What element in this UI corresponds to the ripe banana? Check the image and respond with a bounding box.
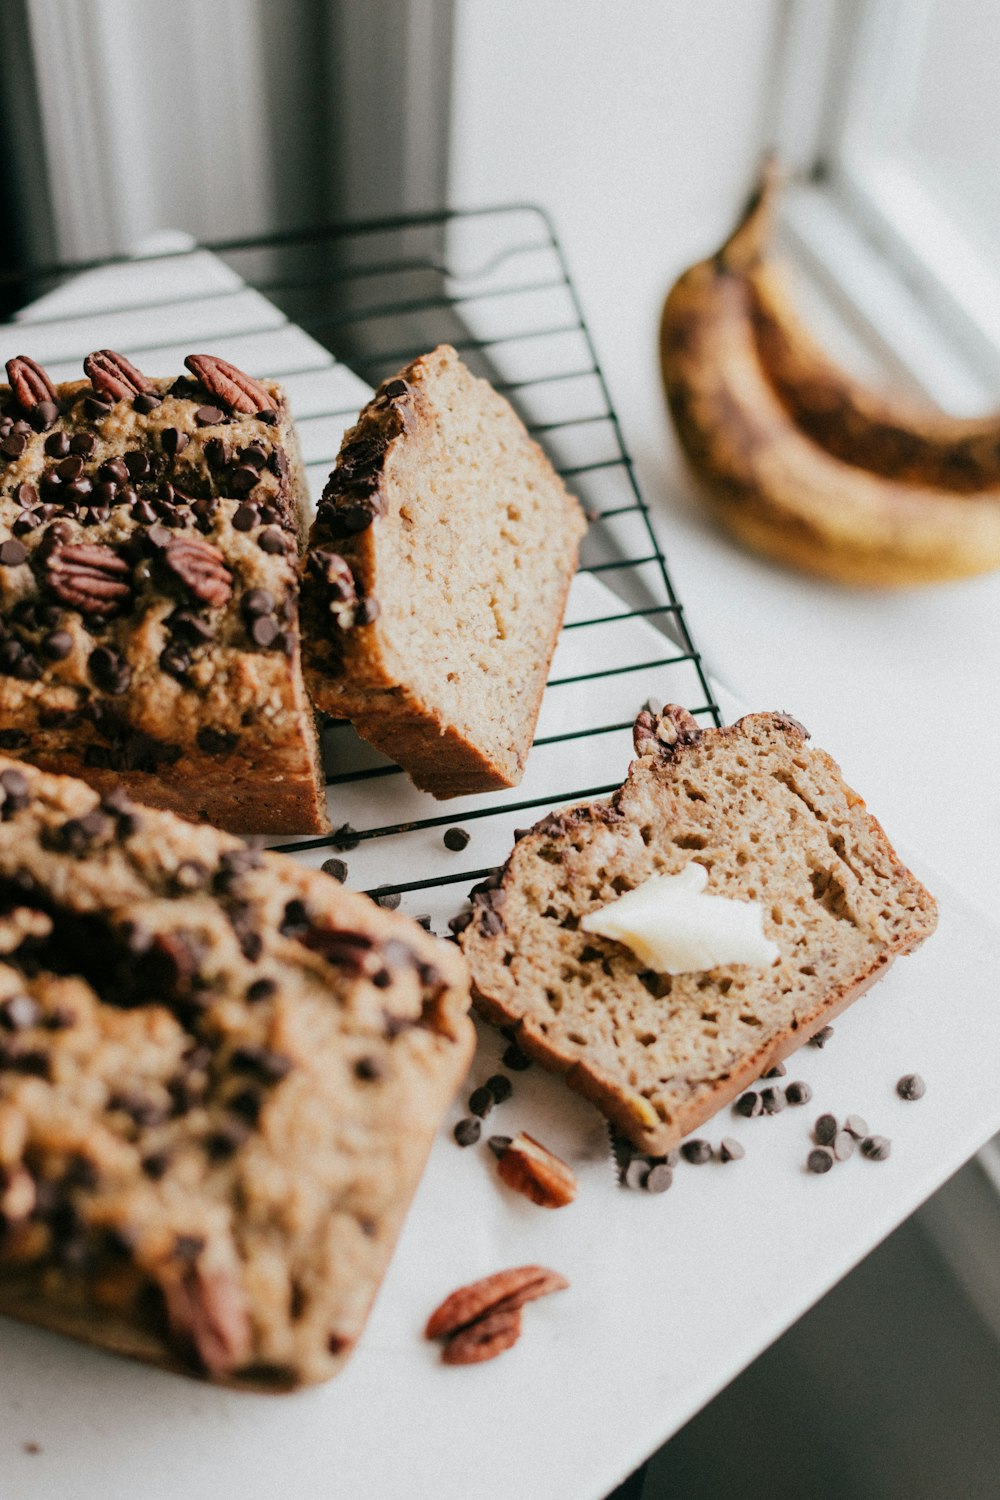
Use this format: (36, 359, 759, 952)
(660, 163, 1000, 586)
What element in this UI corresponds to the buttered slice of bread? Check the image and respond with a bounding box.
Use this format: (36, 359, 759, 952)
(460, 705, 937, 1154)
(301, 345, 587, 798)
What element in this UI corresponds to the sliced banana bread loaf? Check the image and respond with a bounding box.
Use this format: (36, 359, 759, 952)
(0, 351, 326, 833)
(0, 756, 473, 1387)
(461, 705, 936, 1154)
(301, 345, 587, 797)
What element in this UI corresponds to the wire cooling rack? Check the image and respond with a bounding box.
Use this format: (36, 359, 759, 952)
(0, 204, 720, 929)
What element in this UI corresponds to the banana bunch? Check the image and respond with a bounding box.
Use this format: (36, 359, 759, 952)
(660, 164, 1000, 586)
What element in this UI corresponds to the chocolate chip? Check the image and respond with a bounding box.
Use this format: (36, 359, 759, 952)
(719, 1137, 745, 1163)
(832, 1130, 856, 1162)
(485, 1074, 512, 1104)
(897, 1073, 926, 1101)
(230, 465, 259, 495)
(229, 1084, 263, 1121)
(353, 1055, 382, 1083)
(861, 1135, 892, 1161)
(0, 994, 40, 1030)
(454, 1118, 481, 1147)
(44, 431, 70, 459)
(624, 1156, 650, 1190)
(196, 727, 237, 755)
(133, 393, 161, 415)
(124, 450, 150, 480)
(331, 823, 361, 851)
(784, 1081, 812, 1106)
(681, 1139, 712, 1164)
(88, 646, 131, 695)
(810, 1025, 834, 1049)
(644, 1158, 677, 1194)
(232, 1045, 292, 1083)
(258, 527, 287, 554)
(734, 1091, 762, 1118)
(321, 858, 348, 883)
(161, 428, 189, 457)
(501, 1041, 531, 1071)
(246, 618, 280, 654)
(760, 1087, 786, 1114)
(763, 1062, 786, 1079)
(56, 454, 84, 481)
(467, 1086, 493, 1118)
(232, 504, 259, 532)
(141, 1151, 171, 1180)
(844, 1114, 869, 1139)
(443, 827, 471, 852)
(0, 768, 31, 815)
(245, 977, 277, 1003)
(31, 401, 58, 431)
(814, 1113, 838, 1145)
(13, 483, 39, 508)
(487, 1134, 512, 1157)
(71, 431, 96, 457)
(279, 898, 310, 938)
(195, 405, 225, 426)
(0, 540, 27, 566)
(242, 588, 273, 617)
(807, 1147, 834, 1174)
(374, 890, 401, 911)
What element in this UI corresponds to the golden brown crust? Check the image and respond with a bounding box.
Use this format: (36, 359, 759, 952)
(0, 755, 473, 1387)
(0, 364, 326, 833)
(462, 707, 937, 1154)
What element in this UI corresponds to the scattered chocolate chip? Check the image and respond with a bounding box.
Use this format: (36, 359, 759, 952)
(133, 393, 161, 415)
(624, 1156, 650, 1190)
(681, 1139, 712, 1164)
(810, 1026, 834, 1049)
(644, 1162, 674, 1193)
(719, 1137, 745, 1163)
(763, 1062, 786, 1078)
(814, 1113, 838, 1145)
(231, 1045, 292, 1083)
(844, 1114, 868, 1139)
(354, 1056, 382, 1082)
(807, 1147, 834, 1174)
(206, 1120, 251, 1160)
(40, 630, 73, 661)
(784, 1081, 812, 1106)
(321, 858, 348, 882)
(373, 890, 401, 911)
(897, 1073, 926, 1101)
(257, 527, 287, 554)
(760, 1087, 786, 1115)
(331, 823, 361, 851)
(44, 431, 70, 459)
(832, 1130, 856, 1162)
(0, 540, 27, 566)
(501, 1041, 531, 1072)
(142, 1150, 172, 1180)
(196, 727, 237, 756)
(454, 1117, 481, 1148)
(232, 504, 259, 532)
(468, 1086, 494, 1118)
(443, 826, 471, 852)
(734, 1091, 762, 1118)
(861, 1135, 892, 1161)
(487, 1134, 512, 1157)
(88, 646, 131, 695)
(485, 1074, 512, 1105)
(0, 768, 31, 816)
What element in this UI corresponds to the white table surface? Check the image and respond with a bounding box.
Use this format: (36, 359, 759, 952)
(0, 226, 998, 1500)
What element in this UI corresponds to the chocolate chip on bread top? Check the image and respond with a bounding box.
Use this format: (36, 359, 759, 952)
(461, 704, 937, 1156)
(0, 352, 325, 833)
(0, 755, 474, 1387)
(301, 344, 587, 798)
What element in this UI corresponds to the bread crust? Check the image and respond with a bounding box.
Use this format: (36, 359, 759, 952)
(462, 706, 937, 1154)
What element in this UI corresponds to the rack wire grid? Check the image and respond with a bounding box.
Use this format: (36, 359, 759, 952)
(0, 203, 721, 928)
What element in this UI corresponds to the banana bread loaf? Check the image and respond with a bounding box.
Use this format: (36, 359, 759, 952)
(0, 351, 326, 833)
(460, 705, 937, 1154)
(300, 344, 587, 797)
(0, 755, 473, 1387)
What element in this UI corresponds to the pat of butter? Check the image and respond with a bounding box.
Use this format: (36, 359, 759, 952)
(580, 862, 780, 975)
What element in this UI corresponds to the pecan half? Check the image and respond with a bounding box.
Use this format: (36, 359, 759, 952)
(425, 1264, 569, 1341)
(84, 349, 154, 400)
(184, 355, 278, 415)
(45, 543, 133, 618)
(633, 703, 702, 760)
(5, 355, 56, 412)
(441, 1307, 522, 1365)
(161, 1261, 252, 1377)
(164, 536, 233, 608)
(495, 1132, 578, 1208)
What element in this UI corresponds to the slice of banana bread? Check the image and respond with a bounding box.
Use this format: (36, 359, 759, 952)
(0, 756, 473, 1388)
(300, 345, 587, 797)
(0, 351, 326, 833)
(460, 705, 936, 1154)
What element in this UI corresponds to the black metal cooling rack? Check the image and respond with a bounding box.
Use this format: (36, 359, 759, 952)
(1, 203, 721, 914)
